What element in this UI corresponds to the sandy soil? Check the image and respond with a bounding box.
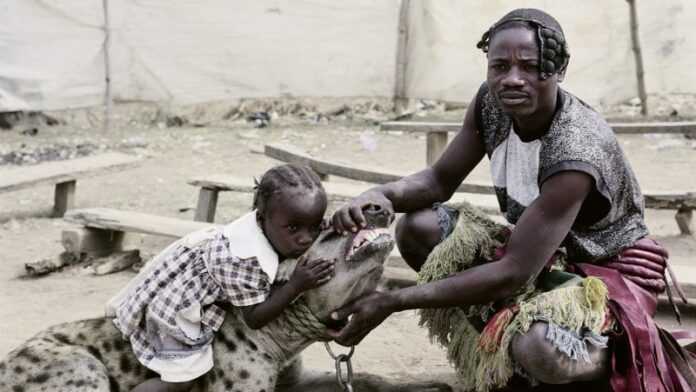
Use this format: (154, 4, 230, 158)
(1, 105, 695, 388)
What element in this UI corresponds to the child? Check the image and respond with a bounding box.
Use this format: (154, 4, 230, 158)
(106, 164, 334, 392)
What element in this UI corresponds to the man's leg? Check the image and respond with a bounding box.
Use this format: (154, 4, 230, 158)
(510, 321, 610, 385)
(395, 208, 443, 272)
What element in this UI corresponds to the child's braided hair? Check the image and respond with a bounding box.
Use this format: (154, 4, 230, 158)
(476, 8, 570, 80)
(252, 163, 325, 218)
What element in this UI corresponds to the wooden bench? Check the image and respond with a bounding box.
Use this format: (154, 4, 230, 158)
(62, 207, 411, 284)
(0, 152, 140, 217)
(262, 143, 695, 235)
(188, 175, 500, 223)
(380, 121, 696, 165)
(61, 209, 696, 301)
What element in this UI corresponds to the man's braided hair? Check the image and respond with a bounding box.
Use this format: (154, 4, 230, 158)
(252, 163, 325, 217)
(476, 8, 570, 80)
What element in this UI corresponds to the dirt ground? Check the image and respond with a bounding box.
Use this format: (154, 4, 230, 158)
(1, 101, 695, 388)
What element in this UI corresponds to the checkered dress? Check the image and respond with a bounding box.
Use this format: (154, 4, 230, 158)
(113, 229, 272, 364)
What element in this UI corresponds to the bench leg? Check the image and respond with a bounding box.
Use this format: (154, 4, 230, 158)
(53, 180, 76, 217)
(676, 208, 693, 236)
(62, 227, 124, 258)
(194, 187, 219, 222)
(426, 132, 448, 166)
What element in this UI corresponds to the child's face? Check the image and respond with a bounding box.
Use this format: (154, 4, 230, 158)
(261, 188, 327, 259)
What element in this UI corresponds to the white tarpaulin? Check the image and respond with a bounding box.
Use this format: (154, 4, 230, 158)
(2, 1, 695, 111)
(1, 0, 400, 111)
(405, 0, 696, 107)
(0, 1, 105, 110)
(107, 1, 400, 104)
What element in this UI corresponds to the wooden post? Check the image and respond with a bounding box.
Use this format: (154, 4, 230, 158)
(675, 208, 693, 236)
(627, 0, 648, 115)
(194, 187, 219, 222)
(393, 0, 411, 115)
(426, 132, 448, 166)
(53, 180, 76, 217)
(102, 0, 112, 131)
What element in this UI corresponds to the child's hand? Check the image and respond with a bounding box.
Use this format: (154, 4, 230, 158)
(290, 256, 335, 292)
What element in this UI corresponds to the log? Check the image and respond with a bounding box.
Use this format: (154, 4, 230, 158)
(92, 250, 141, 275)
(25, 251, 80, 276)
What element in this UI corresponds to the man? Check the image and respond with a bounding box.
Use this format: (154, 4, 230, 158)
(329, 8, 694, 391)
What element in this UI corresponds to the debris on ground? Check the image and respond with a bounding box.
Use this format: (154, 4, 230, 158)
(0, 143, 101, 166)
(246, 111, 271, 128)
(0, 111, 63, 131)
(24, 249, 142, 277)
(25, 251, 81, 276)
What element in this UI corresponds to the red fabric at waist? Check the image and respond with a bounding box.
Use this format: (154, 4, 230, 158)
(573, 263, 692, 392)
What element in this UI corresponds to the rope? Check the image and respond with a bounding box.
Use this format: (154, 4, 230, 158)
(273, 295, 331, 342)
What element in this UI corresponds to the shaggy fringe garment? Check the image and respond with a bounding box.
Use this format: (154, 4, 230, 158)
(417, 202, 609, 392)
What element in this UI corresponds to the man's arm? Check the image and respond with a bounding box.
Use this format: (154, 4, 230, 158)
(329, 170, 594, 345)
(332, 99, 486, 233)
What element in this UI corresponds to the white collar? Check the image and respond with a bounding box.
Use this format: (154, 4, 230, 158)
(222, 210, 279, 282)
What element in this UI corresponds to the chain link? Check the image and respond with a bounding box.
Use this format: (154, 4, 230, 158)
(324, 342, 355, 392)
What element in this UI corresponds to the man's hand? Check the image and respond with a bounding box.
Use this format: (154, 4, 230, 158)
(326, 291, 397, 346)
(604, 237, 669, 294)
(332, 191, 394, 234)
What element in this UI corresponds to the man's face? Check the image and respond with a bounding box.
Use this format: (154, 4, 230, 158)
(261, 189, 326, 259)
(486, 26, 561, 122)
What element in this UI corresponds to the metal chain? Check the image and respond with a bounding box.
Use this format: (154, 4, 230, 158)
(324, 342, 355, 392)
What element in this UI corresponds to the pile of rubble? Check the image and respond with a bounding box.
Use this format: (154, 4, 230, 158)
(3, 93, 696, 133)
(0, 143, 100, 166)
(0, 111, 63, 134)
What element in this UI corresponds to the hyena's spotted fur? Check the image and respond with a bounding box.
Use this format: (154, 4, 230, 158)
(0, 207, 452, 392)
(1, 310, 298, 392)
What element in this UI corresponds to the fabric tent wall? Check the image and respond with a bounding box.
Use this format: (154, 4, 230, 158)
(1, 0, 400, 111)
(404, 0, 696, 108)
(2, 1, 695, 111)
(0, 1, 106, 111)
(108, 1, 400, 105)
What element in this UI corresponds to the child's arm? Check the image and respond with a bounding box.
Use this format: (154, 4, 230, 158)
(241, 256, 335, 329)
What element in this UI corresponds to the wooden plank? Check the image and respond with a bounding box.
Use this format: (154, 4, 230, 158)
(189, 175, 501, 215)
(264, 143, 495, 194)
(264, 144, 696, 209)
(194, 187, 219, 222)
(381, 121, 459, 133)
(64, 208, 215, 238)
(53, 180, 76, 217)
(610, 121, 696, 134)
(380, 120, 696, 135)
(0, 152, 140, 194)
(643, 191, 696, 209)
